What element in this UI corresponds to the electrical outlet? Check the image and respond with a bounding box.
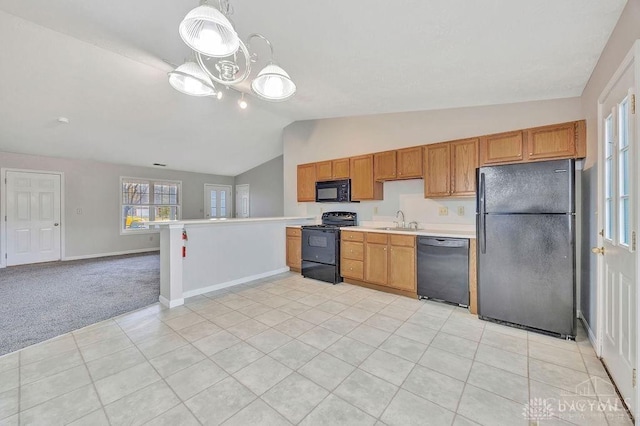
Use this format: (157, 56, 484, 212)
(373, 206, 378, 214)
(439, 207, 448, 216)
(457, 206, 465, 216)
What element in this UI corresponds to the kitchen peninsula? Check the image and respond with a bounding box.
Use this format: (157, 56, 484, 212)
(149, 217, 314, 308)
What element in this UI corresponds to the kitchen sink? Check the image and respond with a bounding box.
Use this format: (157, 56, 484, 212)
(374, 227, 420, 232)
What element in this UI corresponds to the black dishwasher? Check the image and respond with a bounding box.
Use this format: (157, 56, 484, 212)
(417, 237, 469, 306)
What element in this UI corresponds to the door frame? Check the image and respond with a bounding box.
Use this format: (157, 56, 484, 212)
(203, 183, 233, 218)
(595, 39, 640, 412)
(0, 168, 66, 268)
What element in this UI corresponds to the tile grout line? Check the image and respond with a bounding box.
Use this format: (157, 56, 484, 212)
(68, 332, 110, 426)
(111, 313, 204, 425)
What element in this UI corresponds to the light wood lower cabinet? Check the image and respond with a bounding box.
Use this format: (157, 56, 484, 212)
(341, 232, 365, 280)
(286, 227, 301, 272)
(364, 240, 388, 285)
(387, 235, 416, 292)
(342, 231, 417, 298)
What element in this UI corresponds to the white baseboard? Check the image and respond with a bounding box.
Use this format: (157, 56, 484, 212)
(182, 267, 291, 299)
(63, 248, 159, 261)
(579, 311, 599, 356)
(159, 295, 184, 308)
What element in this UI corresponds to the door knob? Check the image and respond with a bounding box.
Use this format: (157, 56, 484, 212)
(591, 247, 605, 255)
(54, 223, 59, 226)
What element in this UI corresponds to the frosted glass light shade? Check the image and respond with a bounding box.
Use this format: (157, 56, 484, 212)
(251, 64, 296, 101)
(168, 61, 217, 97)
(179, 5, 240, 57)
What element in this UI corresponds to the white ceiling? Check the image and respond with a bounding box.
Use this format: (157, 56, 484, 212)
(0, 1, 627, 175)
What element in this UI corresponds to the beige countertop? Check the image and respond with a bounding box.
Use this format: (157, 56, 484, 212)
(341, 226, 476, 239)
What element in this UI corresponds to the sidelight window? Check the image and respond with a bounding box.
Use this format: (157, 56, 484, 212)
(618, 97, 630, 246)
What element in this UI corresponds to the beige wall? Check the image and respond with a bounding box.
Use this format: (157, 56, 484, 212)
(234, 155, 284, 217)
(578, 0, 640, 330)
(283, 97, 583, 223)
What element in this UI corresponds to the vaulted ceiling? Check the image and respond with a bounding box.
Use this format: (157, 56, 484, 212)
(0, 1, 627, 175)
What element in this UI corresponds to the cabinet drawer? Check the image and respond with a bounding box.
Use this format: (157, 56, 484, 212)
(341, 259, 364, 280)
(342, 241, 364, 261)
(366, 232, 389, 244)
(389, 234, 415, 247)
(286, 227, 301, 237)
(342, 231, 364, 242)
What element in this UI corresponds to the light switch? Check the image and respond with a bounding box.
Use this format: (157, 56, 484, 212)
(457, 206, 465, 216)
(373, 206, 378, 214)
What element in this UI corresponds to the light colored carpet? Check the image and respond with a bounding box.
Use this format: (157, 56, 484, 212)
(0, 252, 160, 356)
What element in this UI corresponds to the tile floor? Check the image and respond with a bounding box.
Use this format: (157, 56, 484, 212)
(0, 273, 633, 425)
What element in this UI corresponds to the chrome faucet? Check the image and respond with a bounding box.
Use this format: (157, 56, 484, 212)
(408, 221, 419, 230)
(395, 210, 405, 228)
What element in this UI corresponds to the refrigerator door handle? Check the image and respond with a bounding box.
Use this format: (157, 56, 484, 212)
(479, 173, 487, 254)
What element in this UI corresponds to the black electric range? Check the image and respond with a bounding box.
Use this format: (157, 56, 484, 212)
(301, 212, 357, 284)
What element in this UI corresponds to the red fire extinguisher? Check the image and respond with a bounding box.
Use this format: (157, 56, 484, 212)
(182, 230, 188, 258)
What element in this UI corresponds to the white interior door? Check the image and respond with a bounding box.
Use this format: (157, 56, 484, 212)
(597, 57, 637, 415)
(204, 184, 232, 218)
(6, 171, 62, 266)
(235, 184, 250, 218)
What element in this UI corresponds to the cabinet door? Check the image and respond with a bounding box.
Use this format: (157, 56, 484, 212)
(316, 161, 333, 181)
(397, 147, 423, 179)
(297, 163, 316, 202)
(364, 242, 388, 285)
(286, 236, 301, 270)
(341, 259, 364, 280)
(479, 131, 524, 165)
(451, 138, 478, 196)
(342, 241, 364, 261)
(374, 151, 397, 181)
(424, 143, 451, 198)
(332, 158, 350, 179)
(388, 245, 416, 292)
(526, 122, 576, 161)
(350, 155, 383, 200)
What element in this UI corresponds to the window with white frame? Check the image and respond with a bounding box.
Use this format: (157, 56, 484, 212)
(120, 178, 181, 232)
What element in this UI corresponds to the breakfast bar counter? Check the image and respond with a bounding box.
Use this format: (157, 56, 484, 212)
(148, 217, 314, 308)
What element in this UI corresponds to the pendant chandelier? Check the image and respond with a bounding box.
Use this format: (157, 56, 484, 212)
(168, 0, 296, 106)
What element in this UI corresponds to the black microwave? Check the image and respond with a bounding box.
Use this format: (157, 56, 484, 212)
(315, 179, 353, 203)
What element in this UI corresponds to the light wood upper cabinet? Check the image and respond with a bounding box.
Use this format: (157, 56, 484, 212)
(350, 155, 383, 200)
(315, 158, 350, 181)
(374, 147, 423, 181)
(479, 131, 524, 165)
(296, 120, 585, 203)
(315, 161, 333, 181)
(374, 151, 397, 181)
(526, 121, 577, 161)
(332, 158, 350, 179)
(296, 163, 316, 202)
(451, 138, 478, 196)
(397, 147, 423, 179)
(424, 143, 451, 197)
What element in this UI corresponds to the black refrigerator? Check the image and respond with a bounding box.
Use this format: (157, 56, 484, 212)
(477, 159, 576, 338)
